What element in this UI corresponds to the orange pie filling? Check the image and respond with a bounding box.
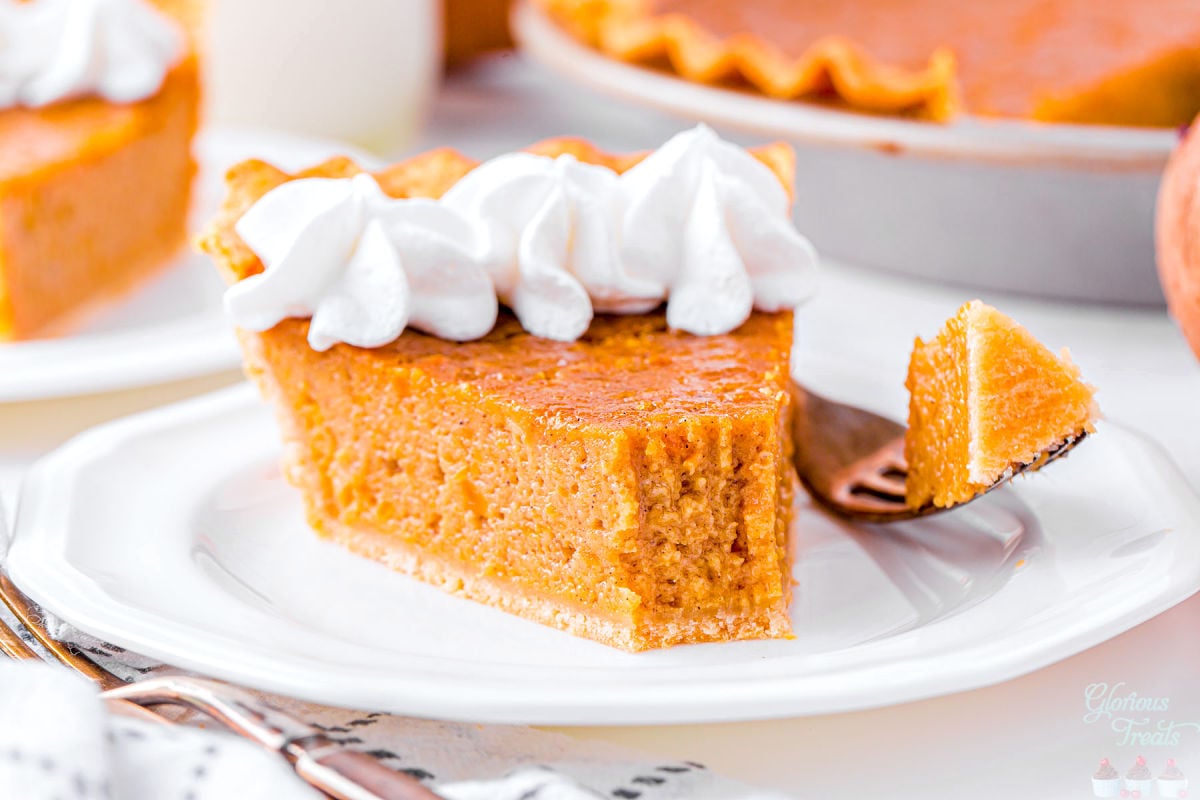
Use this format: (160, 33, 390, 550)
(239, 309, 796, 651)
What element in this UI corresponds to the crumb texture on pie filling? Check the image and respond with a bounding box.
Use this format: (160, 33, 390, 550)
(241, 310, 797, 651)
(200, 135, 806, 650)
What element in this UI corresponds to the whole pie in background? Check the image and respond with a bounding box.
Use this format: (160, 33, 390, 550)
(538, 0, 1200, 125)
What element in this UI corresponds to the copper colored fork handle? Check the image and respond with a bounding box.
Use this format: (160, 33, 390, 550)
(105, 676, 443, 800)
(294, 748, 443, 800)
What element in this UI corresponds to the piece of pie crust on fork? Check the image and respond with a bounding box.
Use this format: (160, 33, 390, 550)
(199, 136, 808, 652)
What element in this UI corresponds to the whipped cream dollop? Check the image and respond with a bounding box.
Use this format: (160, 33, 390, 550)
(226, 125, 819, 346)
(441, 152, 663, 341)
(0, 0, 184, 109)
(620, 125, 818, 335)
(227, 173, 498, 351)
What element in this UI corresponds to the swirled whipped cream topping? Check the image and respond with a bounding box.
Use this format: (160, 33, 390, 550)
(621, 125, 818, 335)
(0, 0, 184, 110)
(227, 174, 498, 350)
(442, 152, 663, 341)
(226, 125, 819, 346)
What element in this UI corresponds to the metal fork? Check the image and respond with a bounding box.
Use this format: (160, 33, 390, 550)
(0, 500, 441, 800)
(790, 383, 1087, 523)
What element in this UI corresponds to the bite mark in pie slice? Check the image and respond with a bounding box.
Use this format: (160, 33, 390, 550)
(904, 300, 1099, 510)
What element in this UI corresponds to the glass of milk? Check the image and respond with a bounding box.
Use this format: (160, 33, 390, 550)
(202, 0, 442, 154)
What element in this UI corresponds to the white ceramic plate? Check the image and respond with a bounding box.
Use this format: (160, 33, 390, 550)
(9, 361, 1200, 725)
(0, 128, 369, 403)
(512, 2, 1174, 305)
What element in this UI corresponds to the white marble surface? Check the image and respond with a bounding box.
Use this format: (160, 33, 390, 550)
(2, 54, 1199, 799)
